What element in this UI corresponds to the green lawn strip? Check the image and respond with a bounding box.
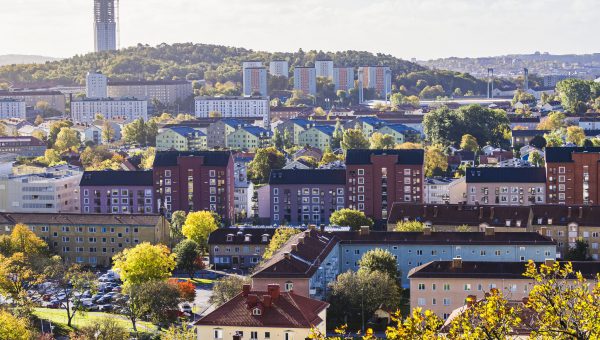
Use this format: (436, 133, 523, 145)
(33, 307, 156, 334)
(172, 277, 214, 285)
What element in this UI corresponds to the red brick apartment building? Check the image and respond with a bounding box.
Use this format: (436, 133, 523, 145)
(546, 147, 600, 205)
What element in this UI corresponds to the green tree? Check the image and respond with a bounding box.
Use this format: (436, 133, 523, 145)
(262, 227, 301, 261)
(556, 79, 594, 113)
(170, 210, 187, 241)
(565, 240, 590, 261)
(247, 147, 286, 183)
(537, 111, 566, 131)
(529, 150, 544, 167)
(71, 318, 129, 340)
(332, 120, 344, 149)
(369, 132, 396, 149)
(544, 129, 564, 147)
(112, 242, 176, 286)
(425, 144, 448, 177)
(54, 127, 80, 152)
(512, 89, 536, 105)
(47, 120, 73, 147)
(272, 128, 284, 150)
(174, 239, 201, 278)
(358, 248, 400, 282)
(101, 121, 116, 143)
(139, 280, 181, 328)
(123, 118, 147, 145)
(419, 85, 445, 99)
(319, 145, 342, 166)
(209, 275, 251, 306)
(529, 135, 547, 149)
(566, 125, 586, 146)
(395, 220, 425, 232)
(330, 209, 373, 231)
(341, 128, 369, 151)
(182, 211, 219, 253)
(460, 134, 479, 152)
(283, 128, 293, 149)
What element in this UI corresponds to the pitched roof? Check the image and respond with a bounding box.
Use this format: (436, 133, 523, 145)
(311, 125, 335, 136)
(381, 124, 418, 134)
(165, 126, 205, 137)
(79, 171, 153, 187)
(195, 289, 328, 328)
(208, 227, 277, 245)
(0, 213, 162, 226)
(218, 118, 246, 128)
(345, 149, 424, 165)
(466, 167, 546, 183)
(531, 205, 600, 226)
(241, 126, 272, 138)
(545, 147, 600, 163)
(333, 230, 553, 245)
(269, 169, 346, 185)
(511, 129, 549, 137)
(152, 150, 232, 167)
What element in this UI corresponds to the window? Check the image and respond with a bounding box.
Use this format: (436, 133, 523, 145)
(358, 169, 364, 175)
(443, 298, 451, 306)
(164, 170, 171, 177)
(265, 332, 271, 339)
(417, 298, 426, 306)
(213, 329, 223, 339)
(285, 332, 294, 340)
(443, 284, 450, 291)
(252, 308, 261, 316)
(285, 282, 293, 292)
(418, 283, 425, 291)
(464, 284, 471, 291)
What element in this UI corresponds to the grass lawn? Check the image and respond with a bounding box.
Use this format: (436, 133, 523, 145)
(33, 308, 156, 335)
(172, 277, 214, 285)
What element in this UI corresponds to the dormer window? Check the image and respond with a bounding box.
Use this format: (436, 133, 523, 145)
(262, 234, 269, 242)
(505, 220, 511, 227)
(548, 218, 553, 225)
(245, 234, 251, 242)
(252, 307, 262, 316)
(226, 234, 233, 242)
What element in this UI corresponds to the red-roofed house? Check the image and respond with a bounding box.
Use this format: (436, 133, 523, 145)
(195, 283, 329, 340)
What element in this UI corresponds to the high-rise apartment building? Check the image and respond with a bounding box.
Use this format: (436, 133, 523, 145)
(545, 147, 600, 205)
(71, 97, 148, 123)
(358, 66, 392, 100)
(242, 67, 268, 96)
(315, 60, 334, 78)
(333, 67, 355, 92)
(0, 99, 26, 120)
(94, 0, 117, 52)
(293, 67, 317, 96)
(269, 60, 289, 78)
(86, 71, 108, 98)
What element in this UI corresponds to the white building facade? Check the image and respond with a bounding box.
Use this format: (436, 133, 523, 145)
(71, 98, 148, 124)
(194, 96, 270, 127)
(315, 60, 334, 78)
(86, 71, 108, 99)
(269, 60, 289, 78)
(424, 177, 467, 204)
(0, 99, 26, 120)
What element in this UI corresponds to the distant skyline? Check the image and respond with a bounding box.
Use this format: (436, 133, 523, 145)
(1, 0, 599, 60)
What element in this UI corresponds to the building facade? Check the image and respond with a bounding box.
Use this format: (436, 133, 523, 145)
(0, 136, 46, 157)
(208, 227, 277, 269)
(243, 67, 268, 96)
(332, 67, 355, 92)
(226, 126, 272, 151)
(152, 151, 234, 222)
(545, 147, 600, 205)
(79, 171, 154, 214)
(107, 80, 193, 105)
(0, 99, 26, 120)
(297, 125, 334, 150)
(86, 71, 108, 98)
(358, 66, 392, 99)
(156, 126, 207, 151)
(206, 119, 246, 149)
(315, 60, 334, 79)
(194, 96, 270, 127)
(424, 177, 467, 204)
(293, 67, 317, 96)
(0, 91, 65, 113)
(269, 60, 289, 78)
(93, 0, 116, 52)
(71, 98, 148, 124)
(466, 167, 546, 206)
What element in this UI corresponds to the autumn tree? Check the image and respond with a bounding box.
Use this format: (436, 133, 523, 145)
(182, 211, 219, 254)
(112, 242, 176, 286)
(395, 220, 425, 232)
(460, 134, 479, 152)
(566, 125, 586, 146)
(54, 127, 81, 152)
(162, 324, 197, 340)
(319, 145, 343, 166)
(369, 132, 396, 149)
(209, 275, 251, 306)
(0, 310, 33, 340)
(34, 115, 44, 126)
(70, 318, 129, 340)
(101, 121, 116, 143)
(247, 147, 286, 183)
(385, 309, 444, 340)
(536, 111, 566, 131)
(330, 209, 374, 231)
(262, 227, 301, 261)
(341, 128, 369, 151)
(425, 144, 448, 177)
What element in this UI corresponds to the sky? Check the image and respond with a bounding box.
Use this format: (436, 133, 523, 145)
(1, 0, 599, 60)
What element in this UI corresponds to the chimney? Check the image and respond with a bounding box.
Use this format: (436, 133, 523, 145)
(242, 284, 251, 297)
(466, 295, 477, 307)
(539, 227, 548, 237)
(451, 257, 462, 269)
(490, 206, 495, 220)
(544, 258, 555, 267)
(298, 236, 305, 244)
(423, 205, 427, 217)
(579, 206, 584, 219)
(267, 284, 280, 300)
(423, 226, 432, 236)
(283, 252, 291, 260)
(433, 206, 438, 218)
(304, 230, 311, 238)
(458, 202, 463, 211)
(359, 226, 370, 236)
(568, 206, 572, 218)
(479, 207, 484, 219)
(485, 226, 495, 236)
(291, 244, 298, 252)
(262, 294, 272, 308)
(308, 224, 316, 230)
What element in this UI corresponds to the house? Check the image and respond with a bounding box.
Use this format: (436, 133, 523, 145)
(79, 170, 154, 214)
(344, 116, 385, 138)
(519, 145, 544, 161)
(424, 177, 466, 204)
(466, 167, 546, 205)
(298, 125, 334, 150)
(292, 146, 323, 161)
(479, 150, 514, 166)
(276, 118, 314, 145)
(207, 119, 247, 149)
(156, 126, 207, 151)
(508, 116, 540, 130)
(447, 150, 475, 171)
(511, 130, 548, 147)
(377, 124, 420, 143)
(227, 126, 273, 151)
(194, 283, 329, 340)
(282, 158, 315, 170)
(207, 227, 277, 270)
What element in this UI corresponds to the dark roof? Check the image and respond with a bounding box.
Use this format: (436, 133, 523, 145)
(0, 90, 63, 96)
(511, 130, 549, 137)
(79, 171, 153, 187)
(269, 169, 346, 185)
(345, 149, 424, 165)
(508, 116, 540, 123)
(545, 147, 600, 163)
(166, 126, 205, 137)
(0, 136, 46, 146)
(408, 261, 600, 279)
(311, 125, 335, 136)
(208, 228, 278, 245)
(466, 167, 546, 183)
(107, 80, 190, 86)
(0, 213, 162, 226)
(387, 203, 531, 228)
(195, 289, 328, 328)
(531, 205, 600, 226)
(333, 231, 553, 245)
(152, 150, 232, 167)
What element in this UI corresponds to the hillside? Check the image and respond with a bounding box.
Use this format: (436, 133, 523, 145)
(0, 54, 61, 66)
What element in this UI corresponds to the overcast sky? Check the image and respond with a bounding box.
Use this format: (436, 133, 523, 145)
(1, 0, 598, 60)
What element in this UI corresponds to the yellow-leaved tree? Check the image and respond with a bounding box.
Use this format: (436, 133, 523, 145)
(0, 310, 33, 340)
(181, 211, 219, 254)
(262, 227, 301, 261)
(385, 309, 444, 340)
(112, 242, 176, 287)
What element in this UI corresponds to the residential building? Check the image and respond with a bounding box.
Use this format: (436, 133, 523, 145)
(234, 156, 254, 220)
(208, 227, 277, 269)
(152, 151, 234, 222)
(293, 67, 317, 96)
(70, 97, 148, 124)
(0, 99, 26, 120)
(578, 117, 600, 130)
(466, 167, 546, 206)
(243, 67, 268, 96)
(206, 119, 247, 149)
(545, 147, 600, 205)
(298, 125, 334, 150)
(156, 126, 207, 151)
(276, 118, 314, 145)
(194, 96, 270, 127)
(0, 118, 31, 136)
(377, 124, 419, 143)
(269, 169, 346, 225)
(543, 74, 569, 87)
(511, 129, 548, 147)
(358, 66, 392, 99)
(344, 117, 385, 138)
(0, 213, 169, 266)
(79, 171, 154, 214)
(0, 136, 46, 157)
(333, 67, 355, 92)
(0, 165, 82, 213)
(86, 71, 108, 98)
(345, 149, 425, 224)
(508, 116, 540, 130)
(408, 259, 596, 319)
(269, 60, 289, 78)
(227, 126, 272, 151)
(0, 90, 65, 113)
(93, 0, 116, 52)
(194, 283, 328, 340)
(107, 80, 193, 105)
(270, 106, 313, 121)
(424, 177, 467, 204)
(315, 60, 334, 79)
(251, 228, 556, 298)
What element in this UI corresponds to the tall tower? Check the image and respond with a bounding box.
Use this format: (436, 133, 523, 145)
(94, 0, 117, 52)
(523, 68, 529, 91)
(487, 68, 494, 99)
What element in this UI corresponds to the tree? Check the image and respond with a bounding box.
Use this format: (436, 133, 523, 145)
(385, 309, 444, 340)
(566, 125, 586, 146)
(341, 128, 369, 151)
(512, 89, 536, 105)
(544, 130, 564, 147)
(296, 155, 319, 168)
(556, 79, 594, 113)
(4, 223, 48, 255)
(523, 260, 600, 339)
(0, 310, 33, 340)
(101, 121, 116, 143)
(247, 147, 286, 183)
(425, 144, 448, 177)
(419, 85, 445, 99)
(182, 211, 219, 254)
(369, 132, 396, 149)
(331, 120, 344, 149)
(54, 127, 80, 152)
(529, 150, 544, 167)
(459, 134, 478, 152)
(283, 128, 293, 149)
(448, 288, 522, 339)
(139, 280, 181, 328)
(536, 111, 566, 131)
(0, 253, 45, 312)
(145, 118, 159, 146)
(209, 275, 251, 306)
(529, 135, 547, 149)
(170, 210, 186, 241)
(358, 248, 400, 282)
(319, 145, 342, 166)
(330, 209, 373, 231)
(70, 318, 129, 340)
(174, 239, 201, 278)
(34, 115, 44, 126)
(162, 324, 197, 340)
(45, 258, 98, 327)
(314, 107, 327, 116)
(396, 142, 423, 149)
(565, 239, 590, 261)
(123, 118, 147, 145)
(262, 227, 301, 261)
(171, 279, 197, 302)
(395, 220, 425, 232)
(112, 242, 176, 286)
(272, 128, 284, 150)
(140, 146, 155, 170)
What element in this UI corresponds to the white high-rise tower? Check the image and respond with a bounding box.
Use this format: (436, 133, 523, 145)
(94, 0, 117, 52)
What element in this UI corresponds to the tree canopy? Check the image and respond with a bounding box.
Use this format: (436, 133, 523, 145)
(330, 209, 374, 230)
(112, 242, 176, 286)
